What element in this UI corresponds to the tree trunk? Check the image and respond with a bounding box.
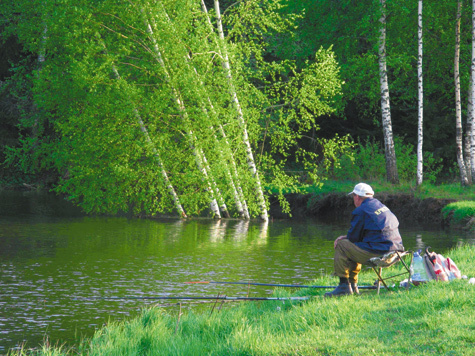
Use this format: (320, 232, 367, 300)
(470, 0, 475, 183)
(416, 0, 424, 186)
(378, 0, 399, 184)
(212, 0, 268, 221)
(108, 63, 187, 218)
(466, 77, 473, 183)
(216, 124, 251, 219)
(454, 0, 469, 186)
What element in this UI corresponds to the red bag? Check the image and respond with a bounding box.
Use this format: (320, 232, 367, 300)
(423, 247, 461, 282)
(444, 257, 462, 280)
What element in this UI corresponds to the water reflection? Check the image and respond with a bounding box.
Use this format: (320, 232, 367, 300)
(0, 192, 473, 353)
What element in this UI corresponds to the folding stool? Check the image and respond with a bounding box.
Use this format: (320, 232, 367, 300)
(367, 250, 413, 294)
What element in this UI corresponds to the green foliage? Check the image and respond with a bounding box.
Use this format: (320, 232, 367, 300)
(274, 0, 473, 171)
(3, 0, 472, 215)
(330, 137, 443, 184)
(1, 0, 343, 218)
(317, 133, 356, 177)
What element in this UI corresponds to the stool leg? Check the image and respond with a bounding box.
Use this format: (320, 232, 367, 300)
(373, 267, 382, 294)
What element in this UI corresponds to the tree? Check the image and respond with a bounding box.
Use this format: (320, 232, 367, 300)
(468, 0, 475, 183)
(108, 59, 187, 218)
(378, 0, 398, 184)
(3, 0, 343, 218)
(454, 0, 469, 186)
(206, 0, 268, 221)
(417, 0, 424, 186)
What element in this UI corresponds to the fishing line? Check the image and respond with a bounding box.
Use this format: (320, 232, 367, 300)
(74, 295, 311, 301)
(185, 281, 377, 289)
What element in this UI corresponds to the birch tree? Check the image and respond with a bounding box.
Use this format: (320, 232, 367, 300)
(454, 0, 469, 186)
(416, 0, 424, 186)
(108, 61, 187, 218)
(378, 0, 399, 184)
(141, 9, 223, 218)
(466, 77, 473, 183)
(158, 3, 249, 218)
(206, 0, 269, 221)
(471, 0, 475, 182)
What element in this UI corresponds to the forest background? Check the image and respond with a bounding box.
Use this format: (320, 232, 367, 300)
(1, 0, 474, 221)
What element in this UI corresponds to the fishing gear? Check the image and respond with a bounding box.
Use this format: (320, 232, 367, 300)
(185, 281, 377, 290)
(75, 295, 311, 301)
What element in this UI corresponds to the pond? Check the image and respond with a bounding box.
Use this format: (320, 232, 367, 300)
(0, 191, 473, 353)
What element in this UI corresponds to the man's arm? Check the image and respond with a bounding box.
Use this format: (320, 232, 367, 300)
(346, 210, 365, 243)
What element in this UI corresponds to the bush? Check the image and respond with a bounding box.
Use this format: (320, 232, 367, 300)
(329, 137, 442, 184)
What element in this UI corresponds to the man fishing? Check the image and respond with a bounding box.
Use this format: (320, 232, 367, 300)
(325, 183, 404, 297)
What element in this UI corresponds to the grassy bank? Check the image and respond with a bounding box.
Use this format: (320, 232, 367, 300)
(303, 181, 475, 201)
(10, 244, 475, 356)
(298, 181, 475, 229)
(442, 202, 475, 230)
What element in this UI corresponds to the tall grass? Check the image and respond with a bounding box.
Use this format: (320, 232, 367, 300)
(10, 244, 475, 356)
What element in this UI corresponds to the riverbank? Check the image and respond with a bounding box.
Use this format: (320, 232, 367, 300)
(9, 244, 475, 356)
(269, 182, 475, 230)
(2, 181, 474, 229)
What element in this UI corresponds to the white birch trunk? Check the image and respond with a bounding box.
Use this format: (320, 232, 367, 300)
(200, 147, 231, 218)
(109, 63, 187, 218)
(378, 0, 399, 184)
(38, 26, 47, 70)
(184, 54, 250, 218)
(466, 77, 473, 183)
(185, 56, 247, 218)
(143, 13, 222, 217)
(212, 0, 268, 221)
(33, 25, 48, 144)
(454, 0, 469, 186)
(416, 0, 424, 186)
(470, 0, 475, 183)
(216, 124, 251, 219)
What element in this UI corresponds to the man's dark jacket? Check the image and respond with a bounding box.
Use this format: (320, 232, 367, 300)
(347, 197, 404, 253)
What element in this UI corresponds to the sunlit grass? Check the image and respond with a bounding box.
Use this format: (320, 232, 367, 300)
(442, 201, 475, 224)
(9, 245, 475, 356)
(304, 180, 475, 201)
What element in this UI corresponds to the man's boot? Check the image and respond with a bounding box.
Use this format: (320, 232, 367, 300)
(324, 283, 353, 298)
(350, 282, 360, 295)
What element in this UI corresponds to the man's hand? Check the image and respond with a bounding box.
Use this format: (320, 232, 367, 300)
(334, 235, 347, 249)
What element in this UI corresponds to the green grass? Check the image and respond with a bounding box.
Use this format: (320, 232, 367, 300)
(301, 181, 475, 228)
(303, 180, 475, 201)
(442, 201, 475, 227)
(10, 244, 475, 356)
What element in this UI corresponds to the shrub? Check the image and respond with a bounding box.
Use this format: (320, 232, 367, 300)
(329, 137, 443, 184)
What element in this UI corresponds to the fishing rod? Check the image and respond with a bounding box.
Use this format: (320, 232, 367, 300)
(185, 281, 377, 290)
(75, 295, 311, 301)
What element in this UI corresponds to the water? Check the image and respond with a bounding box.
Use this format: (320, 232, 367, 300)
(0, 191, 473, 353)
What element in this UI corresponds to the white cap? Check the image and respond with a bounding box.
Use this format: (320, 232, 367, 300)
(348, 183, 374, 197)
